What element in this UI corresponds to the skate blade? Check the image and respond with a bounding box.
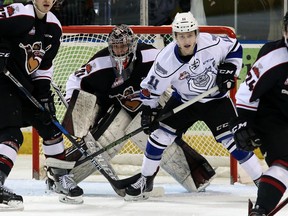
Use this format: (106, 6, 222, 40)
(59, 194, 84, 205)
(0, 201, 24, 211)
(124, 192, 150, 201)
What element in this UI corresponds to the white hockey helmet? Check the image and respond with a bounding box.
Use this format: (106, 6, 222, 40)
(172, 12, 199, 35)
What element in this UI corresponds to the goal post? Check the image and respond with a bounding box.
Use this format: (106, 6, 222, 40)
(32, 25, 238, 183)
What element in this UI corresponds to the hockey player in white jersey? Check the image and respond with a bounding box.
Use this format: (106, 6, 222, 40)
(124, 11, 263, 201)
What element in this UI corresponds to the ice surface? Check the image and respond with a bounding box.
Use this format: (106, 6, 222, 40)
(2, 155, 287, 216)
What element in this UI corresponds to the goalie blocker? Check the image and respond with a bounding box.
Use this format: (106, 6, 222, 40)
(62, 90, 215, 192)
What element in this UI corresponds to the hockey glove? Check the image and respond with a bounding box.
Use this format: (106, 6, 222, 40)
(141, 105, 160, 135)
(36, 95, 57, 125)
(216, 62, 237, 94)
(229, 117, 261, 151)
(0, 48, 10, 73)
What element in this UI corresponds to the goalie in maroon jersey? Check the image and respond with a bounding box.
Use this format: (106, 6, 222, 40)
(0, 0, 84, 209)
(230, 11, 288, 216)
(64, 24, 216, 194)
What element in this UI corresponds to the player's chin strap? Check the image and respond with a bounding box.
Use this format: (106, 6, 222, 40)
(2, 69, 139, 195)
(71, 85, 219, 168)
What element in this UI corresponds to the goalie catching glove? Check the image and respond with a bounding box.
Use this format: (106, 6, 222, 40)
(216, 62, 237, 94)
(229, 117, 261, 151)
(141, 105, 161, 135)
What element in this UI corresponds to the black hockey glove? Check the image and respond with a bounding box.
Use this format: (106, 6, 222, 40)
(36, 95, 57, 125)
(216, 62, 237, 94)
(141, 105, 160, 135)
(229, 117, 261, 151)
(0, 48, 10, 73)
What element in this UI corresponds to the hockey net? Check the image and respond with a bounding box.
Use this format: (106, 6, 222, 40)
(32, 25, 238, 181)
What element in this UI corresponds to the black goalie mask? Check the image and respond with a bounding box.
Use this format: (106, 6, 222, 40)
(108, 25, 137, 78)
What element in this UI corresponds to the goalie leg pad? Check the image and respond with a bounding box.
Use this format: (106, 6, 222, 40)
(62, 89, 99, 138)
(67, 108, 131, 184)
(93, 108, 132, 160)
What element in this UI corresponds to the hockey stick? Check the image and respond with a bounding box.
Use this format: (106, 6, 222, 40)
(51, 81, 68, 108)
(248, 197, 288, 216)
(3, 70, 136, 196)
(268, 197, 288, 216)
(72, 85, 219, 168)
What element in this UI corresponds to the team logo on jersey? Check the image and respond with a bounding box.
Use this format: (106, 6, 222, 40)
(252, 66, 260, 78)
(140, 88, 151, 98)
(19, 41, 51, 75)
(0, 5, 16, 18)
(189, 59, 200, 70)
(110, 86, 142, 112)
(112, 76, 124, 88)
(179, 71, 190, 80)
(86, 63, 92, 73)
(44, 34, 53, 38)
(187, 66, 216, 91)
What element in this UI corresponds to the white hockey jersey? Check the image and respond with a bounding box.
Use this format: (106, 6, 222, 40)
(140, 32, 243, 108)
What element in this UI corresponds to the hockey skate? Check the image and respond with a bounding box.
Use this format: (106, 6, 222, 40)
(124, 168, 159, 201)
(0, 185, 23, 211)
(46, 167, 83, 204)
(249, 206, 266, 216)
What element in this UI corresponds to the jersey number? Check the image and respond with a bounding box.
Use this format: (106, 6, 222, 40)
(147, 75, 159, 90)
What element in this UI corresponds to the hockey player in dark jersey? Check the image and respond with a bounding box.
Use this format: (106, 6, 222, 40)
(0, 0, 83, 209)
(65, 24, 216, 193)
(229, 12, 288, 216)
(124, 11, 264, 201)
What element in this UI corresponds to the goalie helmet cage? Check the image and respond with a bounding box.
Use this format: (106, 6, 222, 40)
(32, 25, 238, 183)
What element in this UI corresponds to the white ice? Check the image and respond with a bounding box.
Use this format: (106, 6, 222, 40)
(2, 155, 288, 216)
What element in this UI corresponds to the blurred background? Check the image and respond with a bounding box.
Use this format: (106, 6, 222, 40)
(1, 0, 286, 41)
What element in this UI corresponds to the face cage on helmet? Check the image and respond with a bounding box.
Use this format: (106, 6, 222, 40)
(108, 33, 137, 75)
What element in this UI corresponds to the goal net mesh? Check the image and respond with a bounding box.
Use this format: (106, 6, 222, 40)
(34, 26, 238, 179)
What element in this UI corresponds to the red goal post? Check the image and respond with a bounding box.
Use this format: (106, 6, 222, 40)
(32, 25, 238, 182)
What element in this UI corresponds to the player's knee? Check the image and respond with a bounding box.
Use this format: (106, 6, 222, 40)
(0, 127, 23, 148)
(150, 128, 177, 147)
(264, 160, 288, 188)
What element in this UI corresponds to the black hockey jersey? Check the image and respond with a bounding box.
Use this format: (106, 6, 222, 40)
(0, 2, 62, 99)
(236, 38, 288, 121)
(66, 43, 160, 117)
